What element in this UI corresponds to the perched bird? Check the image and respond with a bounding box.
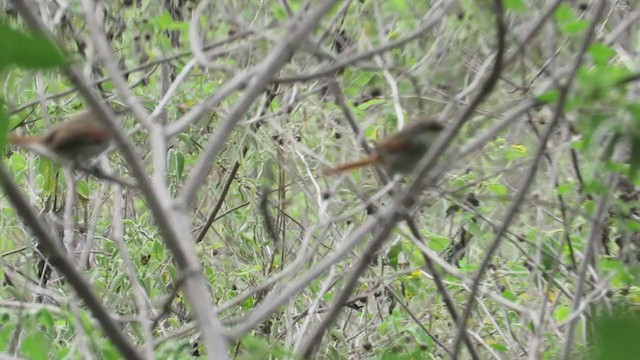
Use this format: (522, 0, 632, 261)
(8, 111, 111, 162)
(324, 119, 444, 175)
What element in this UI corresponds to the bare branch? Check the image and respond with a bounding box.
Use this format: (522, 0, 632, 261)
(0, 165, 142, 360)
(180, 1, 340, 205)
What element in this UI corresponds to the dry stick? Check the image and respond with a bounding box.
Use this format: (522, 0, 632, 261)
(399, 101, 537, 359)
(76, 164, 138, 188)
(296, 4, 488, 359)
(12, 4, 230, 359)
(259, 168, 281, 245)
(526, 117, 577, 268)
(180, 0, 339, 206)
(165, 9, 347, 138)
(0, 165, 142, 360)
(195, 160, 241, 244)
(226, 194, 403, 339)
(503, 0, 564, 68)
(113, 183, 155, 359)
(291, 270, 340, 354)
(405, 220, 480, 359)
(158, 2, 337, 352)
(231, 2, 488, 352)
(523, 115, 582, 355)
(570, 148, 589, 199)
(383, 283, 453, 356)
(9, 28, 255, 115)
(383, 0, 506, 355)
(326, 79, 386, 181)
(324, 64, 477, 356)
(561, 18, 618, 360)
(450, 1, 606, 357)
(438, 189, 579, 303)
(275, 154, 287, 267)
(61, 170, 93, 356)
(195, 85, 281, 245)
(296, 211, 403, 358)
(82, 0, 172, 200)
(80, 0, 150, 128)
(273, 2, 455, 84)
(561, 172, 616, 359)
(151, 269, 197, 331)
(316, 0, 354, 45)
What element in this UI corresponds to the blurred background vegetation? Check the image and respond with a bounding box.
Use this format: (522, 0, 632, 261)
(1, 0, 640, 359)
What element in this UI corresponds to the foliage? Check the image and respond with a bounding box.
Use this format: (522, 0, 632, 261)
(1, 0, 640, 359)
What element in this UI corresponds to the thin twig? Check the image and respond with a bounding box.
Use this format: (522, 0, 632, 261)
(0, 165, 142, 360)
(179, 1, 339, 205)
(195, 160, 241, 244)
(450, 1, 605, 357)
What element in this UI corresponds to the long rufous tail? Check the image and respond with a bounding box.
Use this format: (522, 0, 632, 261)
(8, 134, 42, 146)
(323, 154, 382, 175)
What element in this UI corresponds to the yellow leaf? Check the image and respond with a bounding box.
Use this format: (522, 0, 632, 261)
(510, 144, 527, 153)
(629, 295, 640, 304)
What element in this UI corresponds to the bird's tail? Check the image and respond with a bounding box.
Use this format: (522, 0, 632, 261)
(8, 134, 41, 147)
(323, 154, 382, 175)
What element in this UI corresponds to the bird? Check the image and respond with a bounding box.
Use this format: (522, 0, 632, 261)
(8, 111, 111, 162)
(324, 119, 444, 175)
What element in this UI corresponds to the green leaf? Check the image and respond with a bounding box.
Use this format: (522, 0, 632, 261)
(150, 11, 189, 31)
(428, 234, 450, 252)
(37, 310, 54, 331)
(627, 103, 640, 122)
(0, 22, 66, 71)
(9, 151, 27, 176)
(176, 151, 185, 180)
(153, 240, 164, 260)
(629, 137, 640, 179)
(556, 182, 573, 196)
(488, 183, 509, 198)
(239, 336, 269, 358)
(0, 314, 14, 351)
(584, 178, 607, 195)
(552, 305, 569, 321)
(490, 343, 509, 352)
(76, 180, 90, 200)
(55, 347, 71, 360)
(583, 199, 596, 214)
(589, 43, 616, 66)
(168, 149, 185, 181)
(593, 312, 640, 360)
(37, 159, 58, 196)
(553, 5, 587, 33)
(554, 5, 574, 24)
(387, 0, 410, 15)
(356, 98, 385, 111)
(600, 257, 623, 272)
(536, 90, 559, 104)
(387, 242, 402, 270)
(624, 217, 640, 232)
(563, 20, 588, 34)
(502, 290, 517, 301)
(271, 5, 288, 22)
(0, 100, 7, 151)
(100, 339, 121, 360)
(504, 0, 526, 13)
(505, 145, 528, 160)
(21, 332, 49, 360)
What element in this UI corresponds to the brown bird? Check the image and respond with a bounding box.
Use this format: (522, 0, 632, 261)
(9, 111, 111, 162)
(324, 119, 444, 175)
